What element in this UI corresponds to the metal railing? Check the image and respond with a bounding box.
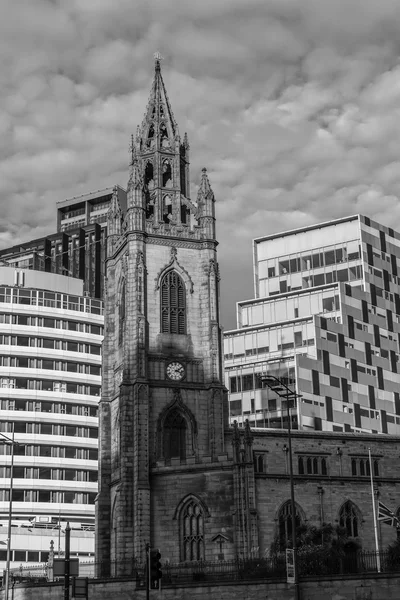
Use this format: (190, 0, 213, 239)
(4, 550, 400, 588)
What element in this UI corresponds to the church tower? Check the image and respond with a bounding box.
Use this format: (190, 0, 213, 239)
(96, 56, 236, 572)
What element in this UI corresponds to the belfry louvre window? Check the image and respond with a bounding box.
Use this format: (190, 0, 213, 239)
(161, 271, 186, 334)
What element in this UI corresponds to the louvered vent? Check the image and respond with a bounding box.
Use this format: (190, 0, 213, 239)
(161, 271, 186, 334)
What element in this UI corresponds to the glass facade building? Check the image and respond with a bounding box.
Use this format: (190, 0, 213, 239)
(224, 214, 400, 434)
(0, 267, 103, 570)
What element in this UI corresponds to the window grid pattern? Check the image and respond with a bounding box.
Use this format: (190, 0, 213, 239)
(182, 500, 204, 562)
(298, 455, 327, 476)
(161, 272, 186, 334)
(351, 458, 379, 477)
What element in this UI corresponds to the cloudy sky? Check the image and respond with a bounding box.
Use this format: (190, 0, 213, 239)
(2, 0, 400, 329)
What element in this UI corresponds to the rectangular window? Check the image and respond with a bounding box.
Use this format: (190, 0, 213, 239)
(66, 383, 78, 394)
(323, 351, 330, 376)
(43, 338, 55, 349)
(43, 318, 55, 328)
(377, 366, 384, 390)
(242, 374, 254, 391)
(294, 331, 302, 347)
(324, 250, 335, 266)
(312, 370, 320, 396)
(329, 376, 340, 388)
(230, 399, 242, 417)
(27, 551, 40, 562)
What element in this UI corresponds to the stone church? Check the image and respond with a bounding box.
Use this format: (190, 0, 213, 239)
(96, 58, 400, 573)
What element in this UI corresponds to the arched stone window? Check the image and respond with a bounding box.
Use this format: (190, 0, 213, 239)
(162, 160, 172, 188)
(181, 498, 205, 561)
(339, 501, 360, 537)
(160, 271, 186, 334)
(147, 124, 155, 148)
(164, 410, 186, 460)
(180, 202, 189, 225)
(145, 161, 154, 189)
(119, 281, 125, 346)
(277, 501, 302, 550)
(160, 123, 169, 148)
(163, 195, 172, 223)
(111, 497, 118, 575)
(253, 452, 266, 473)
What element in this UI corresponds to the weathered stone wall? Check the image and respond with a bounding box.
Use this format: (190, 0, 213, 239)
(252, 429, 400, 555)
(151, 456, 235, 563)
(3, 574, 400, 600)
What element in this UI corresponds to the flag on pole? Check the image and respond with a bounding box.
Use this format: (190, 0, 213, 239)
(378, 501, 400, 528)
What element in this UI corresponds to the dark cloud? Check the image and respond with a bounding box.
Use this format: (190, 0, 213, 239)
(2, 0, 400, 328)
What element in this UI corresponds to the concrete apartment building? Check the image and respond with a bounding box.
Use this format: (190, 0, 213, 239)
(224, 214, 400, 434)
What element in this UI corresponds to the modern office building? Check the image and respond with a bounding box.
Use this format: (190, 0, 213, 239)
(0, 187, 127, 302)
(0, 266, 103, 572)
(56, 185, 127, 233)
(224, 214, 400, 434)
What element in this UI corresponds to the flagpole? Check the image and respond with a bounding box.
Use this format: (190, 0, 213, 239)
(369, 448, 381, 573)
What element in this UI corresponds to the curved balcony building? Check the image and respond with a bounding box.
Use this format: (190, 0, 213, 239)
(0, 267, 103, 570)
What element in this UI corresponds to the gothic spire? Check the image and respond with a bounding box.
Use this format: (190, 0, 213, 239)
(127, 134, 142, 191)
(197, 168, 214, 202)
(137, 53, 179, 151)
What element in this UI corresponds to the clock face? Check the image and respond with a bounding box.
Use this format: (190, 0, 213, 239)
(166, 361, 185, 381)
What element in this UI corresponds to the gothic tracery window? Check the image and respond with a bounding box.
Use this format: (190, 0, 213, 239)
(181, 499, 204, 561)
(162, 160, 172, 188)
(161, 271, 186, 334)
(278, 501, 301, 550)
(160, 123, 169, 148)
(147, 124, 155, 148)
(164, 410, 186, 460)
(180, 202, 189, 225)
(145, 161, 154, 189)
(163, 195, 172, 223)
(339, 501, 359, 538)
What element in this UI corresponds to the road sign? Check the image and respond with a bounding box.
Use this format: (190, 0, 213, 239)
(53, 558, 79, 577)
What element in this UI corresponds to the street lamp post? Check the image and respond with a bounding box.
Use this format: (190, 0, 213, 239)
(260, 375, 301, 600)
(1, 424, 16, 600)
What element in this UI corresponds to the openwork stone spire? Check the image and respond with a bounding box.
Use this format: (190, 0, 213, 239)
(137, 53, 179, 149)
(197, 168, 214, 201)
(129, 55, 192, 229)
